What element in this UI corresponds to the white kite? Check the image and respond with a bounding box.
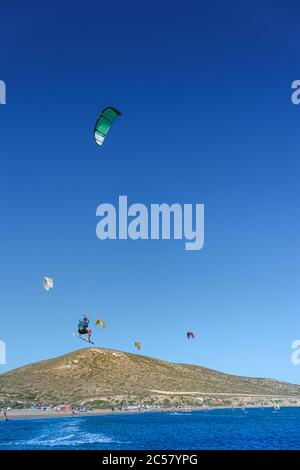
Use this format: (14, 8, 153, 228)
(43, 276, 54, 291)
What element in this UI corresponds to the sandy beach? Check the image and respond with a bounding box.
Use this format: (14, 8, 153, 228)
(0, 408, 118, 421)
(0, 408, 174, 421)
(1, 403, 299, 421)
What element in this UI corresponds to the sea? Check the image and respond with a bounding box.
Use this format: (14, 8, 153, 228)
(1, 407, 300, 450)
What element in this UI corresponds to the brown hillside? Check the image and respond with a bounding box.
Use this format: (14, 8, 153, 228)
(1, 348, 300, 407)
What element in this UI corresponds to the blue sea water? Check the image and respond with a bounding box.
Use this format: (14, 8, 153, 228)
(1, 408, 300, 450)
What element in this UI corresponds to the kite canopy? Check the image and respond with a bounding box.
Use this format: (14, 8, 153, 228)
(43, 276, 54, 291)
(187, 331, 195, 339)
(95, 319, 105, 329)
(94, 106, 121, 146)
(134, 341, 141, 350)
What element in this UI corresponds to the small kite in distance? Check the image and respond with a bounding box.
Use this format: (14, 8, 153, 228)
(43, 276, 54, 292)
(95, 319, 105, 329)
(187, 331, 195, 340)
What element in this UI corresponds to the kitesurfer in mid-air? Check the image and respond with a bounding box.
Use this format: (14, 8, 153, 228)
(78, 314, 92, 342)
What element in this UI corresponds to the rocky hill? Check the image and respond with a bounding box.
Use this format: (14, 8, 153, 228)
(1, 348, 300, 408)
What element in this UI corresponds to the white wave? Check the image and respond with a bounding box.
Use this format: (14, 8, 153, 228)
(0, 431, 119, 448)
(14, 431, 120, 448)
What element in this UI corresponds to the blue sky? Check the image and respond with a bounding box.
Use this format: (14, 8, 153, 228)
(1, 0, 300, 384)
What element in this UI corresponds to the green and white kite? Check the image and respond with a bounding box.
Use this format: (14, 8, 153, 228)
(94, 106, 121, 146)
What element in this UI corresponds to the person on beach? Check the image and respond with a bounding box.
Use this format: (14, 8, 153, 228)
(3, 411, 8, 421)
(78, 314, 92, 342)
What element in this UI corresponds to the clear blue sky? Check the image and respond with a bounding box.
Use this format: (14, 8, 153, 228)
(1, 0, 300, 384)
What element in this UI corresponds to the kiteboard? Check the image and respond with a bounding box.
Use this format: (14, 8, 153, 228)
(73, 333, 94, 345)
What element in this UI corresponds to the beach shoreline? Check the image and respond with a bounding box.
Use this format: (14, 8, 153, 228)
(0, 404, 297, 421)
